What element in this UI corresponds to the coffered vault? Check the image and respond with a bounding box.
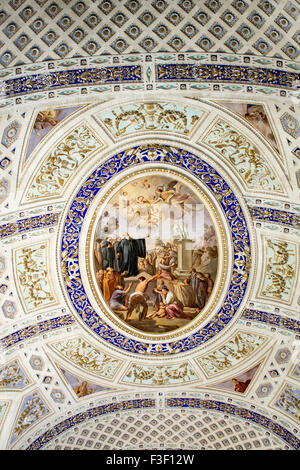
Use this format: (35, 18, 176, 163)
(0, 0, 299, 451)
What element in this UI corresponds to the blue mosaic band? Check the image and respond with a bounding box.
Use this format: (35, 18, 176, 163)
(242, 309, 300, 333)
(26, 398, 156, 450)
(166, 397, 300, 449)
(156, 64, 299, 88)
(0, 62, 298, 102)
(61, 144, 251, 355)
(2, 66, 142, 98)
(0, 314, 75, 350)
(249, 206, 300, 229)
(0, 212, 61, 239)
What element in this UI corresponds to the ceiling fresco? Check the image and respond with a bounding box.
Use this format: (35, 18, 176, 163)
(0, 0, 300, 453)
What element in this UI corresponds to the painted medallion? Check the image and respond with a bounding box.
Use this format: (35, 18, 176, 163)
(93, 174, 218, 334)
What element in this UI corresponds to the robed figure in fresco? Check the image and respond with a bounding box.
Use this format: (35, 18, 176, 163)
(117, 233, 146, 277)
(188, 269, 208, 311)
(100, 237, 115, 270)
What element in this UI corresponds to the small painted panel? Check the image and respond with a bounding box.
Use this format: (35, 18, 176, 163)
(212, 363, 260, 393)
(15, 242, 56, 311)
(260, 239, 297, 302)
(197, 332, 267, 376)
(59, 368, 111, 398)
(202, 119, 282, 192)
(0, 360, 31, 389)
(98, 102, 204, 137)
(24, 106, 83, 163)
(10, 391, 49, 445)
(218, 102, 279, 152)
(121, 362, 198, 385)
(274, 383, 300, 423)
(50, 337, 121, 379)
(26, 123, 103, 199)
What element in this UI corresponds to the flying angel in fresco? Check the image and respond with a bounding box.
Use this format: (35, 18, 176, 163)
(153, 180, 192, 211)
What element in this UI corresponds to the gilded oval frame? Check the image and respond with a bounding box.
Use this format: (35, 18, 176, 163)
(60, 144, 251, 355)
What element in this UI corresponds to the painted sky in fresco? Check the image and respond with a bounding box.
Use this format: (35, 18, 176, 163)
(95, 175, 216, 250)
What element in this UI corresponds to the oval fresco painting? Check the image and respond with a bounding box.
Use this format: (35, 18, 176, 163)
(93, 175, 218, 334)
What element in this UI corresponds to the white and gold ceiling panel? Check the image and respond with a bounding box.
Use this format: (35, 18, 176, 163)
(0, 0, 300, 453)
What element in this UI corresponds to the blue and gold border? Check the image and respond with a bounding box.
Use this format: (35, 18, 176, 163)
(2, 308, 299, 352)
(156, 64, 298, 88)
(2, 66, 142, 98)
(0, 207, 298, 241)
(0, 314, 75, 350)
(242, 308, 300, 333)
(249, 206, 300, 229)
(61, 144, 251, 355)
(0, 212, 60, 239)
(0, 53, 299, 108)
(2, 63, 297, 100)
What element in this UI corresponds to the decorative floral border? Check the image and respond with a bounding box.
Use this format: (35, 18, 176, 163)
(60, 144, 251, 355)
(0, 53, 299, 109)
(2, 65, 143, 98)
(0, 212, 60, 239)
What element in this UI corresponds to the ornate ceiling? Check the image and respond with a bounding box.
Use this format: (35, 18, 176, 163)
(0, 0, 300, 452)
